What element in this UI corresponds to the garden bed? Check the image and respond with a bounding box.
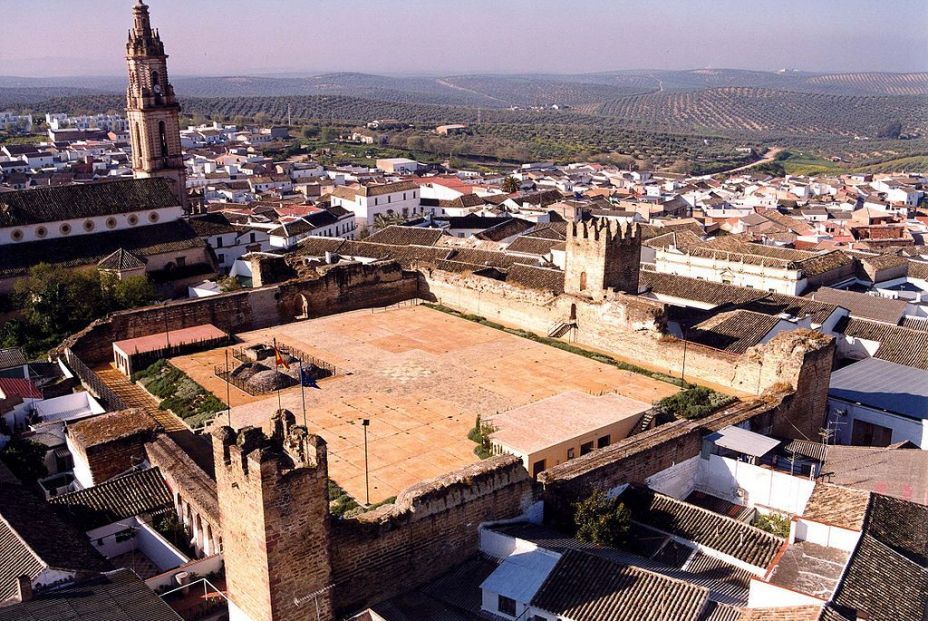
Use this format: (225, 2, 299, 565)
(132, 359, 226, 429)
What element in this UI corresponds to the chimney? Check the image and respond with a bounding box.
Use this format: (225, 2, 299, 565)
(14, 575, 32, 603)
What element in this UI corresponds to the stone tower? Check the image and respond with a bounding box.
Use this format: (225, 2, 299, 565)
(564, 219, 641, 301)
(126, 0, 187, 208)
(214, 411, 334, 621)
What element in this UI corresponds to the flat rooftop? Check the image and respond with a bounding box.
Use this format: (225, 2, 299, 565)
(114, 324, 226, 356)
(488, 391, 650, 455)
(171, 305, 679, 503)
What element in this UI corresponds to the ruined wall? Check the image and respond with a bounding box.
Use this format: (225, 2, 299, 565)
(421, 270, 834, 409)
(538, 397, 787, 527)
(329, 455, 534, 614)
(60, 261, 419, 365)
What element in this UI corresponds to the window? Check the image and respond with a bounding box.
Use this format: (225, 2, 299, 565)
(579, 271, 587, 291)
(106, 217, 118, 229)
(217, 254, 224, 264)
(250, 232, 256, 243)
(597, 435, 610, 449)
(83, 219, 95, 232)
(497, 595, 516, 617)
(403, 192, 407, 200)
(216, 236, 223, 248)
(580, 441, 594, 456)
(375, 198, 379, 206)
(567, 448, 576, 460)
(158, 121, 168, 157)
(176, 256, 186, 267)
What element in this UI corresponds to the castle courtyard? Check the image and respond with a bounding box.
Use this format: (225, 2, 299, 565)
(170, 304, 679, 503)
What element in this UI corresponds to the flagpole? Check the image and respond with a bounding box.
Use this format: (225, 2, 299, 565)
(274, 338, 282, 413)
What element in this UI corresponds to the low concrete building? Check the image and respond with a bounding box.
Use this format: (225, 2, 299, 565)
(112, 323, 227, 376)
(488, 391, 651, 478)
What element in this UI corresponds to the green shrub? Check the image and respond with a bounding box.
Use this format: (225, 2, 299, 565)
(132, 360, 226, 428)
(656, 386, 734, 421)
(753, 511, 791, 538)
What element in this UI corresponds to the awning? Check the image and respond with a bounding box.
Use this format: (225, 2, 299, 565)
(705, 425, 780, 458)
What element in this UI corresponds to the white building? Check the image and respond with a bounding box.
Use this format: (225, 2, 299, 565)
(0, 112, 33, 132)
(827, 357, 928, 449)
(330, 181, 422, 232)
(376, 158, 419, 174)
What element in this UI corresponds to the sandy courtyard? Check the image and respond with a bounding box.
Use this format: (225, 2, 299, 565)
(171, 305, 679, 503)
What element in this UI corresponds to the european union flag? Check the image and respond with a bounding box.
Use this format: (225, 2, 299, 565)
(300, 365, 320, 389)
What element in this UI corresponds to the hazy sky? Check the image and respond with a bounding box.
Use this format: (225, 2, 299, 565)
(2, 0, 927, 77)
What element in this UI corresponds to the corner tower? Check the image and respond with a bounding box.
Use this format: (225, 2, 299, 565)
(126, 0, 187, 208)
(214, 411, 334, 621)
(564, 219, 641, 300)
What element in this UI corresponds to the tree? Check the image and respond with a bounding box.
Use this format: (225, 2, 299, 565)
(14, 264, 106, 337)
(502, 175, 520, 193)
(0, 438, 48, 484)
(218, 276, 242, 293)
(573, 489, 631, 548)
(253, 111, 270, 126)
(877, 120, 903, 139)
(302, 126, 319, 139)
(373, 212, 408, 230)
(320, 127, 339, 143)
(110, 275, 157, 310)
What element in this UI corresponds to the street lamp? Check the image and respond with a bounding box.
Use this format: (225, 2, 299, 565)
(362, 419, 370, 506)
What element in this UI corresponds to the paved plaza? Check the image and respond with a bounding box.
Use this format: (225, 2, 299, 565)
(171, 305, 679, 503)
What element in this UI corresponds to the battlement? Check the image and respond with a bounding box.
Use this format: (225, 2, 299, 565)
(213, 409, 326, 480)
(567, 219, 639, 244)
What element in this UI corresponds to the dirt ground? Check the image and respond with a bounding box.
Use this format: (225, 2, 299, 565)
(171, 305, 679, 503)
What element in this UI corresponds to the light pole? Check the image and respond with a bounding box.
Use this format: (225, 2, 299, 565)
(362, 419, 370, 506)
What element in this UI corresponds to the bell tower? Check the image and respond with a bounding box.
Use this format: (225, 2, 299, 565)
(126, 0, 187, 208)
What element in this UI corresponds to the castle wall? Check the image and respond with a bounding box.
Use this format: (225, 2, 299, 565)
(60, 261, 419, 365)
(538, 396, 789, 527)
(329, 455, 533, 614)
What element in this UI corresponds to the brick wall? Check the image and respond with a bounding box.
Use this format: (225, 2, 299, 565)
(329, 455, 533, 614)
(72, 434, 153, 486)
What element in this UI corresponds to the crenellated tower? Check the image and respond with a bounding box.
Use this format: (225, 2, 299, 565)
(214, 411, 334, 621)
(126, 0, 187, 208)
(564, 219, 641, 300)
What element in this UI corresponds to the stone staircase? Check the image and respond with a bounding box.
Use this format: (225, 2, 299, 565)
(630, 409, 658, 436)
(547, 321, 576, 339)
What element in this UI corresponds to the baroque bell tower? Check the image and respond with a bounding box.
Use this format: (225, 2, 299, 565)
(126, 0, 187, 208)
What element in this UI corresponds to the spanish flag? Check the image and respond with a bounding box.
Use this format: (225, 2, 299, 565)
(274, 348, 285, 368)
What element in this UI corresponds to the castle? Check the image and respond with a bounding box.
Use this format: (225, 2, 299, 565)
(47, 5, 839, 620)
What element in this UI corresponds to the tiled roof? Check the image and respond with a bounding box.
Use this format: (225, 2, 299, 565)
(444, 247, 523, 270)
(145, 435, 219, 524)
(0, 378, 42, 400)
(0, 220, 207, 279)
(641, 271, 839, 326)
(474, 217, 535, 242)
(802, 482, 871, 530)
(0, 178, 178, 227)
(505, 264, 565, 294)
(737, 606, 825, 621)
(0, 484, 110, 603)
(0, 569, 183, 621)
(531, 549, 710, 621)
(836, 317, 928, 369)
(0, 348, 26, 371)
(366, 225, 445, 247)
(620, 487, 784, 568)
(66, 409, 161, 449)
(522, 221, 567, 240)
(811, 287, 907, 324)
(816, 444, 928, 506)
(505, 235, 561, 256)
(97, 248, 146, 271)
(187, 212, 239, 236)
(50, 467, 173, 531)
(688, 310, 782, 354)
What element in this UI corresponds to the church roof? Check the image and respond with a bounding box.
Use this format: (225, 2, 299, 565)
(0, 178, 178, 228)
(97, 248, 146, 271)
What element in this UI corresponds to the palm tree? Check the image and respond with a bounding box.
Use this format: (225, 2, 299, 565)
(502, 175, 520, 193)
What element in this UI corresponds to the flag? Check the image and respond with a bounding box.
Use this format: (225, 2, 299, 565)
(300, 365, 320, 389)
(274, 348, 285, 368)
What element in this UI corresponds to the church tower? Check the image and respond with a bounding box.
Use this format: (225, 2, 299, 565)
(126, 0, 187, 208)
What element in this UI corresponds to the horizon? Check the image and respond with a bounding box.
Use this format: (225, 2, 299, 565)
(2, 0, 926, 78)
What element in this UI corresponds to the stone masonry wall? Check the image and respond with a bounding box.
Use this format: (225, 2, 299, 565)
(60, 261, 419, 365)
(329, 455, 533, 615)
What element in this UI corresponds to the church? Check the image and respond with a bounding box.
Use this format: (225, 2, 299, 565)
(0, 0, 213, 296)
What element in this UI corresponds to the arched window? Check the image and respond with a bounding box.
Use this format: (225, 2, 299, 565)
(158, 121, 168, 157)
(570, 303, 577, 321)
(151, 70, 160, 89)
(579, 271, 588, 291)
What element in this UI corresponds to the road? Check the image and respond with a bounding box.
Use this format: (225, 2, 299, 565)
(715, 147, 784, 175)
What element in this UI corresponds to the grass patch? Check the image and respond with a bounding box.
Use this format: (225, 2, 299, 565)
(753, 511, 791, 538)
(422, 302, 686, 388)
(132, 359, 226, 429)
(327, 480, 397, 518)
(468, 414, 496, 459)
(655, 386, 736, 422)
